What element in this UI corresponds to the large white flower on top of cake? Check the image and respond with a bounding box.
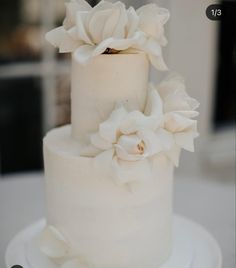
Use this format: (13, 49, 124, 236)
(45, 0, 170, 70)
(81, 89, 173, 185)
(46, 0, 144, 63)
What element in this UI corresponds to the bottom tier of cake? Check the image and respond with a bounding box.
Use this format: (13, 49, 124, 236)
(42, 125, 174, 268)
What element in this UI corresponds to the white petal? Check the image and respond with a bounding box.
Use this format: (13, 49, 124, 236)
(148, 53, 168, 71)
(165, 145, 181, 167)
(102, 8, 122, 40)
(144, 37, 162, 56)
(93, 32, 144, 54)
(90, 132, 113, 150)
(46, 27, 80, 53)
(115, 144, 144, 161)
(137, 4, 169, 41)
(94, 149, 115, 170)
(145, 86, 163, 118)
(164, 113, 195, 133)
(63, 0, 92, 30)
(39, 225, 69, 258)
(126, 7, 140, 38)
(112, 2, 128, 38)
(73, 45, 96, 63)
(155, 128, 174, 150)
(117, 134, 143, 155)
(112, 157, 151, 184)
(137, 129, 163, 156)
(174, 110, 199, 118)
(76, 11, 93, 44)
(99, 106, 128, 143)
(80, 144, 102, 157)
(188, 97, 200, 110)
(119, 111, 159, 134)
(174, 131, 196, 152)
(89, 9, 114, 44)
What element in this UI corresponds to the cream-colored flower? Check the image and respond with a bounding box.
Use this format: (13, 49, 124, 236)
(46, 1, 170, 70)
(81, 89, 173, 184)
(46, 0, 144, 63)
(136, 4, 170, 70)
(39, 225, 69, 258)
(152, 75, 199, 165)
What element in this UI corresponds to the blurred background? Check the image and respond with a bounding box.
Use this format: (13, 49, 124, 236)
(0, 0, 235, 176)
(0, 0, 235, 267)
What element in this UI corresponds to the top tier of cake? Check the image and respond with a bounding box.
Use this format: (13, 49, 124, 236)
(71, 52, 149, 144)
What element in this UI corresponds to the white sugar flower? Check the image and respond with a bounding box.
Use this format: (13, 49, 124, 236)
(39, 225, 88, 268)
(152, 75, 199, 165)
(45, 0, 170, 70)
(39, 225, 70, 258)
(46, 0, 144, 63)
(81, 89, 173, 184)
(136, 4, 170, 70)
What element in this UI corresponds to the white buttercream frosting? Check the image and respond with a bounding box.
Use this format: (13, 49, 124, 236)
(45, 0, 169, 70)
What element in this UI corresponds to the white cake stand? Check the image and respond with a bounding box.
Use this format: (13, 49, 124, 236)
(5, 215, 222, 268)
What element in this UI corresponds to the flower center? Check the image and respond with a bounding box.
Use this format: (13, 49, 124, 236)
(103, 48, 121, 54)
(137, 141, 145, 154)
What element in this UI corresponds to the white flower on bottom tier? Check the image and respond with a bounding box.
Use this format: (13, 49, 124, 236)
(39, 225, 88, 268)
(81, 89, 173, 184)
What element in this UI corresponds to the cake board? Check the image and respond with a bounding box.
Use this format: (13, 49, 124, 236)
(5, 215, 222, 268)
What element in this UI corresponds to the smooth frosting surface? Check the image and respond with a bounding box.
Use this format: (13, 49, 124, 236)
(42, 125, 174, 268)
(71, 52, 149, 144)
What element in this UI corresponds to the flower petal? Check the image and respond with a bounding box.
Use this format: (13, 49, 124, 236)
(148, 53, 168, 71)
(137, 129, 163, 156)
(119, 109, 160, 134)
(89, 9, 114, 44)
(63, 0, 92, 30)
(112, 157, 151, 184)
(174, 110, 199, 118)
(99, 106, 128, 143)
(137, 4, 169, 41)
(39, 225, 69, 258)
(46, 27, 80, 53)
(155, 128, 174, 150)
(76, 11, 93, 44)
(112, 2, 128, 38)
(80, 144, 102, 157)
(164, 112, 196, 133)
(157, 75, 186, 100)
(174, 131, 196, 152)
(165, 145, 181, 167)
(126, 7, 140, 38)
(73, 45, 96, 63)
(90, 132, 113, 150)
(145, 86, 163, 118)
(94, 148, 115, 170)
(115, 144, 144, 161)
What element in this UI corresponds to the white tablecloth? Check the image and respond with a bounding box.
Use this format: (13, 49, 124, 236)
(0, 172, 235, 268)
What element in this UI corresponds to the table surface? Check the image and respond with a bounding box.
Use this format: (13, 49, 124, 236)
(0, 172, 235, 268)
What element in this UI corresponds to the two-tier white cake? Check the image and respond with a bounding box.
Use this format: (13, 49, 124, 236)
(40, 1, 199, 268)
